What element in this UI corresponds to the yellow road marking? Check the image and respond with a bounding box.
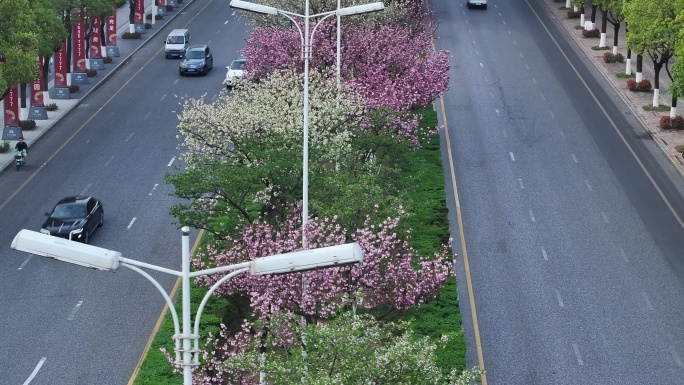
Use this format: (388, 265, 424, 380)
(439, 95, 487, 383)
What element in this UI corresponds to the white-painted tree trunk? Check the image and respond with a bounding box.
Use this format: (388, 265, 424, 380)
(580, 14, 585, 28)
(566, 0, 571, 8)
(653, 88, 659, 108)
(574, 6, 578, 12)
(129, 24, 135, 33)
(625, 58, 632, 75)
(671, 106, 677, 118)
(599, 33, 607, 47)
(612, 46, 618, 55)
(636, 72, 643, 82)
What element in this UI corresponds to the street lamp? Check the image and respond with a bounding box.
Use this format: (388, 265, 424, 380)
(11, 228, 364, 385)
(229, 0, 383, 245)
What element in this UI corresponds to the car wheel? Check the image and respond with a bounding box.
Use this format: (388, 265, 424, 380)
(98, 211, 104, 227)
(483, 4, 487, 9)
(179, 70, 184, 76)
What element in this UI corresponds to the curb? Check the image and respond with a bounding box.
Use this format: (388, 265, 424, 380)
(540, 1, 684, 178)
(0, 1, 193, 173)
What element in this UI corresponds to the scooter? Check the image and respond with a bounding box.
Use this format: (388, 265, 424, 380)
(14, 149, 26, 171)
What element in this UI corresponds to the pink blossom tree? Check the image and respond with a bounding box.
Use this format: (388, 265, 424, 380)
(193, 205, 453, 321)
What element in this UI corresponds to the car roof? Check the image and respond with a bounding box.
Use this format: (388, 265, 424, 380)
(57, 196, 95, 205)
(186, 45, 208, 51)
(232, 58, 246, 63)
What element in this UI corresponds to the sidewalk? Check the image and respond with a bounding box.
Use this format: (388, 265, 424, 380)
(0, 0, 192, 172)
(541, 0, 684, 176)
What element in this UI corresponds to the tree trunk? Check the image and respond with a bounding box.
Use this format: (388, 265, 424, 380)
(636, 54, 643, 82)
(20, 82, 27, 109)
(591, 4, 597, 23)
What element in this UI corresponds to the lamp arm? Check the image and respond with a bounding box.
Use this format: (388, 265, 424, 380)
(119, 257, 182, 277)
(188, 261, 251, 278)
(277, 12, 305, 50)
(310, 13, 337, 47)
(192, 267, 250, 364)
(121, 263, 182, 366)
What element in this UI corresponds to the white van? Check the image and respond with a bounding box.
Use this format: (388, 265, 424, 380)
(165, 29, 190, 58)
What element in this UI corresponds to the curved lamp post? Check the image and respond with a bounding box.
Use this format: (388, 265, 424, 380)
(11, 228, 364, 385)
(229, 0, 384, 246)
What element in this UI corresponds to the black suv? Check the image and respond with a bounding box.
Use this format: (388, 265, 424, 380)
(179, 45, 214, 76)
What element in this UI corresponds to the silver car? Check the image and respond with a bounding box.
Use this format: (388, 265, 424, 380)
(224, 58, 246, 88)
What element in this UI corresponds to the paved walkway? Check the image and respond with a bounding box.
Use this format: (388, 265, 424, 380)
(0, 0, 192, 172)
(541, 0, 684, 176)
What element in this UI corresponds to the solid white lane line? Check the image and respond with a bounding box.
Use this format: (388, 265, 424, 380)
(541, 246, 548, 261)
(529, 210, 536, 222)
(81, 183, 92, 195)
(168, 156, 176, 167)
(572, 343, 584, 365)
(224, 20, 229, 24)
(67, 301, 83, 320)
(23, 357, 46, 385)
(149, 184, 158, 196)
(160, 94, 167, 101)
(525, 64, 530, 70)
(518, 179, 524, 189)
(540, 93, 546, 101)
(571, 153, 578, 163)
(555, 290, 565, 308)
(619, 248, 629, 262)
(519, 51, 523, 58)
(104, 156, 115, 167)
(127, 217, 137, 229)
(125, 133, 134, 142)
(510, 152, 515, 161)
(601, 212, 609, 223)
(642, 292, 654, 310)
(18, 255, 32, 270)
(585, 180, 593, 191)
(549, 111, 555, 118)
(532, 77, 537, 84)
(143, 112, 151, 120)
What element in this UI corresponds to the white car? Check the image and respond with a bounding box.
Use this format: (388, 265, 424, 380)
(224, 58, 246, 88)
(467, 0, 487, 9)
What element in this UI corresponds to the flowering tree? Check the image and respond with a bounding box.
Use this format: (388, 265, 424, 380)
(180, 312, 484, 385)
(166, 69, 418, 236)
(242, 19, 449, 112)
(193, 205, 453, 321)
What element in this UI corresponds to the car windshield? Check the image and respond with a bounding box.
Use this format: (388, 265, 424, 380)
(167, 36, 185, 44)
(230, 60, 245, 70)
(185, 50, 204, 59)
(51, 203, 86, 219)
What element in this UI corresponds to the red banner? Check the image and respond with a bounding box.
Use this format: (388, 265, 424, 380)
(135, 0, 144, 23)
(106, 7, 117, 46)
(73, 22, 87, 71)
(31, 57, 45, 106)
(90, 16, 102, 58)
(55, 40, 68, 87)
(4, 87, 19, 125)
(159, 0, 166, 6)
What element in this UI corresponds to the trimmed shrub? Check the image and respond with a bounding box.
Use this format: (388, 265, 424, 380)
(659, 115, 684, 130)
(19, 120, 36, 130)
(45, 103, 58, 111)
(0, 140, 10, 153)
(568, 10, 581, 18)
(122, 32, 141, 39)
(103, 56, 113, 64)
(146, 13, 163, 19)
(69, 85, 80, 93)
(145, 23, 152, 29)
(603, 52, 624, 63)
(627, 78, 652, 92)
(582, 28, 600, 38)
(165, 4, 173, 11)
(86, 69, 97, 77)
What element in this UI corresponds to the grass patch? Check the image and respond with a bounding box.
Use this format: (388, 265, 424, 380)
(591, 46, 610, 50)
(643, 104, 670, 112)
(676, 145, 684, 154)
(616, 72, 636, 79)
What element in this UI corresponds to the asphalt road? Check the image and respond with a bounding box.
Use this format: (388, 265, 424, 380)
(434, 0, 684, 383)
(0, 1, 249, 383)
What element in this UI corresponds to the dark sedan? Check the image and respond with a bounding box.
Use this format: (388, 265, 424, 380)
(40, 196, 104, 244)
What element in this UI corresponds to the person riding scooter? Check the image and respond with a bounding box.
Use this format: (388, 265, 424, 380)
(14, 137, 28, 163)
